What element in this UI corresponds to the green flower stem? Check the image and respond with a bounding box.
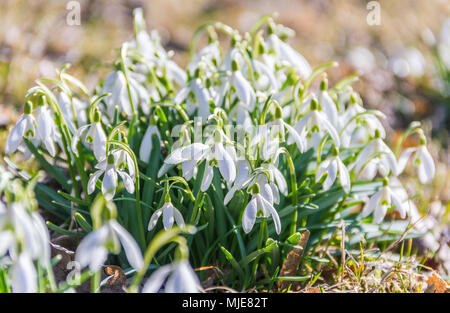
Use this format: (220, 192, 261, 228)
(251, 218, 267, 284)
(280, 149, 299, 235)
(91, 270, 101, 293)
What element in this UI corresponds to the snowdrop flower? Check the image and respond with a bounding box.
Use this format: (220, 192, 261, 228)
(88, 153, 135, 200)
(71, 108, 107, 161)
(230, 59, 256, 110)
(293, 98, 340, 149)
(242, 184, 282, 234)
(352, 130, 397, 177)
(397, 138, 435, 183)
(0, 203, 50, 266)
(139, 125, 161, 162)
(271, 105, 306, 153)
(174, 76, 212, 121)
(268, 33, 312, 79)
(11, 253, 37, 293)
(5, 102, 36, 157)
(148, 201, 185, 231)
(142, 260, 200, 293)
(5, 101, 58, 159)
(361, 178, 405, 223)
(318, 78, 339, 126)
(75, 219, 144, 272)
(316, 147, 351, 193)
(164, 131, 236, 192)
(102, 70, 151, 118)
(56, 92, 88, 133)
(102, 71, 132, 118)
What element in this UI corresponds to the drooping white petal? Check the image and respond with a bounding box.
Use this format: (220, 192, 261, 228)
(11, 254, 37, 293)
(92, 122, 107, 160)
(316, 159, 331, 182)
(142, 264, 173, 293)
(102, 166, 118, 200)
(165, 260, 200, 293)
(285, 122, 306, 153)
(71, 124, 90, 155)
(173, 208, 185, 229)
(117, 170, 135, 194)
(201, 163, 214, 192)
(390, 189, 406, 219)
(319, 91, 338, 126)
(373, 187, 390, 224)
(109, 220, 144, 270)
(232, 71, 255, 109)
(162, 202, 175, 230)
(216, 143, 236, 184)
(337, 159, 351, 193)
(323, 159, 338, 190)
(139, 125, 161, 162)
(417, 146, 435, 184)
(361, 190, 382, 218)
(165, 143, 209, 164)
(5, 115, 27, 154)
(148, 208, 163, 231)
(396, 147, 417, 175)
(75, 225, 109, 271)
(242, 197, 258, 233)
(88, 169, 104, 195)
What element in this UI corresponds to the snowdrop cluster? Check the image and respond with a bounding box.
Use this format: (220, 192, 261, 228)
(0, 167, 50, 293)
(2, 9, 437, 292)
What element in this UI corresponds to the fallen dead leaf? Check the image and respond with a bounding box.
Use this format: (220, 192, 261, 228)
(277, 230, 310, 291)
(102, 265, 127, 293)
(424, 272, 448, 293)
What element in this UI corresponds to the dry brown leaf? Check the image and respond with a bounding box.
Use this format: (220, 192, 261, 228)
(277, 230, 310, 291)
(102, 265, 127, 293)
(424, 272, 448, 293)
(304, 287, 322, 293)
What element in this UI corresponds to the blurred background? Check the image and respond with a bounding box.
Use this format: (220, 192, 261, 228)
(0, 0, 449, 265)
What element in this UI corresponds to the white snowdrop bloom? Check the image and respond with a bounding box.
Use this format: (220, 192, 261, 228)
(0, 203, 51, 266)
(148, 201, 185, 231)
(5, 103, 37, 157)
(268, 34, 312, 79)
(271, 107, 306, 154)
(253, 59, 279, 92)
(318, 78, 339, 126)
(139, 125, 161, 162)
(352, 130, 397, 177)
(102, 71, 133, 119)
(88, 153, 135, 200)
(127, 71, 153, 115)
(224, 160, 252, 205)
(316, 147, 351, 193)
(164, 132, 237, 192)
(102, 70, 152, 118)
(188, 42, 221, 75)
(174, 77, 212, 121)
(338, 95, 386, 148)
(75, 219, 144, 272)
(71, 109, 107, 161)
(142, 260, 200, 293)
(56, 92, 88, 133)
(242, 185, 282, 235)
(397, 142, 435, 183)
(11, 253, 37, 293)
(230, 59, 256, 111)
(293, 98, 341, 149)
(361, 178, 405, 223)
(5, 101, 58, 159)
